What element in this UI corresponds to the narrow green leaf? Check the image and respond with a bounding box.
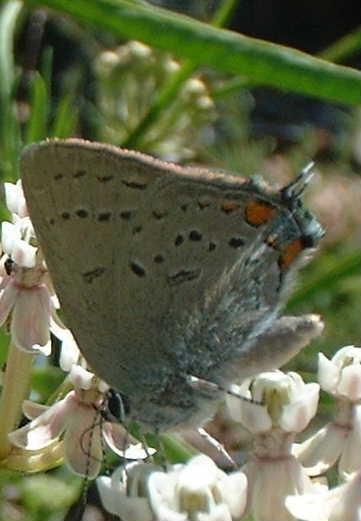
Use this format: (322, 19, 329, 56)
(288, 251, 361, 309)
(211, 0, 238, 28)
(51, 94, 78, 138)
(0, 1, 23, 181)
(0, 0, 23, 101)
(159, 433, 198, 463)
(319, 25, 361, 64)
(26, 0, 361, 105)
(25, 72, 49, 144)
(40, 46, 54, 94)
(123, 0, 238, 148)
(31, 366, 65, 401)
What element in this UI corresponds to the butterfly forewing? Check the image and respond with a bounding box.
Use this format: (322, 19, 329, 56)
(21, 140, 314, 402)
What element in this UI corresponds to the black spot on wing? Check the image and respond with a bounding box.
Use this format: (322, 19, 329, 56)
(83, 267, 106, 283)
(167, 268, 201, 286)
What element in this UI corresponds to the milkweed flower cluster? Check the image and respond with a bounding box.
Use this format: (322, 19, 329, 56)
(95, 40, 215, 161)
(96, 356, 361, 521)
(1, 181, 361, 521)
(294, 345, 361, 477)
(226, 371, 321, 521)
(98, 455, 248, 521)
(0, 181, 67, 354)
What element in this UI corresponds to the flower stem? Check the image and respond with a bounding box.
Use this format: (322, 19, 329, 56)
(0, 341, 34, 460)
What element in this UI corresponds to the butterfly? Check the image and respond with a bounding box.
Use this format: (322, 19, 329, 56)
(21, 139, 324, 430)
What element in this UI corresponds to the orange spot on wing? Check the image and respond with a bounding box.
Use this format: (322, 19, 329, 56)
(245, 200, 277, 226)
(279, 239, 304, 270)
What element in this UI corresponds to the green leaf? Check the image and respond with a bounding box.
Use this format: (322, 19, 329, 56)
(319, 25, 361, 63)
(0, 0, 22, 101)
(159, 433, 198, 463)
(26, 0, 361, 106)
(31, 366, 65, 401)
(288, 250, 361, 309)
(25, 72, 49, 144)
(0, 0, 23, 180)
(51, 93, 78, 138)
(123, 0, 238, 148)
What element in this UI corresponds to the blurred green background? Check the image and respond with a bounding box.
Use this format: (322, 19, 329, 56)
(0, 0, 361, 519)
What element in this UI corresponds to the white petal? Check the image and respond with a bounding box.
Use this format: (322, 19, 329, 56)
(251, 371, 285, 403)
(4, 181, 28, 217)
(0, 281, 18, 326)
(50, 292, 60, 309)
(49, 314, 67, 336)
(333, 345, 361, 366)
(12, 239, 37, 268)
(339, 405, 361, 475)
(70, 365, 96, 390)
(1, 221, 20, 255)
(22, 400, 49, 419)
(286, 472, 361, 521)
(338, 365, 361, 401)
(97, 474, 153, 521)
(11, 286, 51, 353)
(285, 492, 330, 521)
(64, 406, 102, 478)
(280, 383, 319, 432)
(227, 395, 272, 433)
(97, 379, 109, 393)
(59, 339, 80, 371)
(52, 325, 80, 371)
(198, 504, 232, 521)
(97, 474, 125, 515)
(32, 340, 51, 357)
(218, 471, 247, 519)
(148, 471, 187, 521)
(9, 395, 75, 449)
(245, 455, 314, 521)
(329, 471, 361, 521)
(318, 353, 339, 394)
(178, 454, 218, 489)
(103, 422, 154, 460)
(294, 423, 346, 475)
(4, 182, 20, 214)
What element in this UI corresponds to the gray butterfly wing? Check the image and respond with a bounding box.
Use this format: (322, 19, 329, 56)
(21, 139, 320, 414)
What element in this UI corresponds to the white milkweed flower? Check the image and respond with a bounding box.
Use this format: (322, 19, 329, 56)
(98, 455, 247, 521)
(295, 346, 361, 477)
(9, 366, 148, 477)
(227, 370, 320, 521)
(0, 181, 78, 356)
(97, 462, 160, 521)
(0, 218, 54, 354)
(4, 180, 28, 218)
(148, 454, 247, 521)
(286, 470, 361, 521)
(50, 320, 81, 371)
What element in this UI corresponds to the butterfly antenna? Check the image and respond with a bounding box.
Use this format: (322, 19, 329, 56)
(187, 375, 263, 405)
(281, 161, 315, 201)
